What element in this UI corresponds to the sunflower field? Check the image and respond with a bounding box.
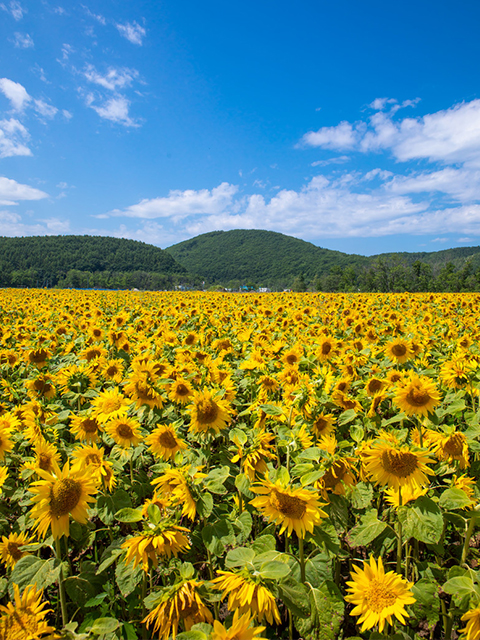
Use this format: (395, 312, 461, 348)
(1, 289, 480, 640)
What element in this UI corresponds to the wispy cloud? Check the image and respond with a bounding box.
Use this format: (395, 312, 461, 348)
(0, 1, 25, 20)
(82, 5, 106, 25)
(0, 176, 48, 205)
(13, 32, 33, 48)
(0, 118, 31, 157)
(85, 95, 139, 127)
(116, 21, 146, 45)
(0, 77, 31, 111)
(83, 65, 139, 91)
(311, 155, 350, 167)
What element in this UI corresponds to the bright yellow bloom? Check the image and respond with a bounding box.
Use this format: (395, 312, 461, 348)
(105, 416, 142, 448)
(393, 373, 441, 417)
(213, 570, 281, 625)
(384, 484, 427, 508)
(250, 478, 327, 538)
(211, 610, 266, 640)
(168, 379, 194, 405)
(151, 466, 206, 521)
(70, 413, 103, 443)
(91, 388, 131, 423)
(430, 430, 469, 469)
(143, 579, 213, 640)
(362, 441, 434, 492)
(384, 339, 413, 364)
(0, 584, 55, 640)
(461, 606, 480, 640)
(146, 423, 188, 461)
(345, 556, 416, 633)
(28, 461, 98, 539)
(122, 524, 190, 571)
(188, 389, 232, 436)
(0, 531, 36, 569)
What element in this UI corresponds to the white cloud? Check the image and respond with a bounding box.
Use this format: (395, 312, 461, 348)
(0, 1, 24, 20)
(0, 176, 48, 205)
(0, 77, 31, 111)
(34, 99, 58, 119)
(86, 95, 138, 127)
(0, 211, 69, 236)
(302, 98, 480, 168)
(0, 118, 31, 157)
(13, 32, 33, 48)
(311, 156, 350, 167)
(108, 183, 239, 220)
(83, 65, 139, 91)
(62, 109, 72, 119)
(116, 21, 146, 45)
(83, 6, 106, 25)
(387, 167, 480, 202)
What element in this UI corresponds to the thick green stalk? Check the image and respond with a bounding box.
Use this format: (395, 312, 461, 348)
(55, 537, 68, 628)
(299, 535, 305, 583)
(461, 517, 476, 565)
(396, 486, 403, 574)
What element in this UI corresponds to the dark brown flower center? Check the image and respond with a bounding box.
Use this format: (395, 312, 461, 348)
(405, 388, 431, 407)
(391, 344, 407, 357)
(272, 489, 306, 519)
(82, 418, 99, 433)
(117, 423, 134, 439)
(158, 431, 178, 449)
(50, 478, 82, 517)
(381, 450, 418, 478)
(197, 400, 219, 424)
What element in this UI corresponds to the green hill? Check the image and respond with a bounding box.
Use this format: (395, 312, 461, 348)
(0, 235, 187, 289)
(166, 229, 369, 286)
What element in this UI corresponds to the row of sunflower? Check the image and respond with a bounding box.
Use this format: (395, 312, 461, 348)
(0, 289, 480, 639)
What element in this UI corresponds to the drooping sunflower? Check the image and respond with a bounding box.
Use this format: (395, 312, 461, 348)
(105, 416, 142, 448)
(69, 413, 103, 443)
(25, 374, 57, 400)
(250, 478, 327, 538)
(146, 423, 188, 461)
(440, 357, 476, 390)
(345, 556, 416, 633)
(361, 440, 434, 492)
(122, 522, 190, 571)
(91, 388, 131, 423)
(143, 579, 213, 640)
(188, 389, 232, 436)
(384, 484, 427, 509)
(0, 531, 36, 569)
(28, 461, 98, 539)
(0, 584, 55, 640)
(393, 373, 441, 417)
(213, 570, 281, 625)
(151, 466, 206, 521)
(26, 347, 51, 368)
(211, 610, 266, 640)
(460, 606, 480, 640)
(311, 412, 336, 439)
(231, 428, 276, 481)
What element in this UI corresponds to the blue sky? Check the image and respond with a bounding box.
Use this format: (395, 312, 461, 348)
(1, 0, 480, 255)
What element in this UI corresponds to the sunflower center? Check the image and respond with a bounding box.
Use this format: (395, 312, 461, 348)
(365, 579, 398, 613)
(117, 423, 134, 439)
(38, 453, 53, 471)
(272, 489, 306, 519)
(323, 462, 347, 489)
(50, 478, 82, 517)
(444, 433, 464, 456)
(6, 542, 23, 561)
(106, 366, 119, 376)
(175, 384, 190, 397)
(405, 387, 431, 407)
(381, 450, 418, 478)
(368, 380, 383, 393)
(314, 417, 329, 433)
(86, 453, 101, 465)
(286, 354, 298, 365)
(82, 418, 99, 433)
(102, 398, 122, 413)
(391, 344, 407, 357)
(321, 342, 332, 355)
(158, 431, 178, 449)
(179, 600, 199, 619)
(197, 400, 219, 424)
(30, 349, 48, 363)
(135, 383, 156, 401)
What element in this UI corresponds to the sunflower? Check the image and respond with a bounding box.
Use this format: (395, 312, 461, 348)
(393, 373, 441, 417)
(122, 523, 190, 571)
(311, 413, 336, 439)
(151, 466, 206, 521)
(461, 606, 480, 640)
(430, 430, 469, 469)
(0, 531, 36, 569)
(440, 357, 476, 390)
(143, 579, 213, 640)
(361, 441, 434, 492)
(0, 467, 7, 493)
(384, 339, 413, 364)
(316, 336, 336, 361)
(250, 478, 327, 538)
(384, 484, 427, 509)
(0, 415, 16, 461)
(231, 428, 276, 481)
(71, 442, 105, 473)
(0, 584, 55, 640)
(345, 556, 415, 633)
(213, 570, 281, 625)
(282, 344, 303, 367)
(101, 358, 125, 383)
(168, 379, 194, 405)
(24, 439, 61, 475)
(146, 423, 188, 461)
(70, 413, 103, 443)
(99, 460, 117, 493)
(365, 377, 386, 397)
(124, 372, 164, 410)
(188, 389, 232, 436)
(26, 347, 51, 368)
(25, 374, 57, 400)
(105, 416, 142, 448)
(212, 610, 266, 640)
(453, 474, 476, 502)
(91, 388, 131, 423)
(28, 461, 98, 539)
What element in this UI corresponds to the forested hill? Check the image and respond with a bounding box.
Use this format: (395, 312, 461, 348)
(166, 229, 369, 285)
(0, 235, 187, 288)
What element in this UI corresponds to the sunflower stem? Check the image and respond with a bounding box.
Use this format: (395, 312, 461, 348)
(396, 486, 403, 574)
(142, 571, 148, 640)
(55, 537, 68, 628)
(298, 535, 305, 583)
(461, 516, 476, 565)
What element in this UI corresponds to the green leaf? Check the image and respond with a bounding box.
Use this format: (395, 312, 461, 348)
(225, 547, 256, 569)
(9, 556, 62, 598)
(176, 632, 207, 640)
(439, 488, 473, 510)
(64, 576, 97, 607)
(235, 473, 254, 498)
(204, 466, 230, 494)
(115, 560, 142, 597)
(85, 592, 109, 608)
(338, 409, 357, 426)
(300, 469, 326, 487)
(398, 496, 443, 544)
(443, 576, 477, 599)
(202, 519, 235, 557)
(259, 404, 284, 416)
(89, 617, 121, 635)
(251, 535, 276, 554)
(411, 578, 439, 607)
(347, 509, 387, 547)
(327, 494, 349, 533)
(115, 507, 143, 523)
(229, 428, 247, 445)
(277, 576, 310, 618)
(196, 492, 214, 518)
(96, 489, 132, 525)
(256, 560, 291, 580)
(350, 482, 374, 510)
(233, 511, 252, 541)
(296, 581, 345, 640)
(349, 424, 364, 443)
